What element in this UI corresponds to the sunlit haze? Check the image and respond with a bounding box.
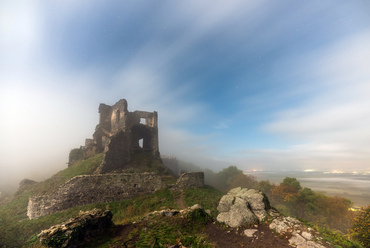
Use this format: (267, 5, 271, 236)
(1, 1, 370, 191)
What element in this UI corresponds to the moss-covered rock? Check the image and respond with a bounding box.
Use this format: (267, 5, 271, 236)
(38, 208, 113, 248)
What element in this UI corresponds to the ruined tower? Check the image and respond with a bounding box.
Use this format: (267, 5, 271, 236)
(82, 99, 161, 173)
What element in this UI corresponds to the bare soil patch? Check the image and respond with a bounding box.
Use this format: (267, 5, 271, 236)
(173, 188, 187, 209)
(205, 222, 291, 248)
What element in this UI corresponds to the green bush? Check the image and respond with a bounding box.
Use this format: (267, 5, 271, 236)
(350, 205, 370, 247)
(188, 209, 212, 225)
(69, 148, 85, 164)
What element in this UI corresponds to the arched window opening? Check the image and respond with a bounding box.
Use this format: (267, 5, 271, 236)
(131, 125, 152, 151)
(140, 118, 146, 125)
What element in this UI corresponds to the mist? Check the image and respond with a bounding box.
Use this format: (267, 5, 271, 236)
(1, 0, 370, 192)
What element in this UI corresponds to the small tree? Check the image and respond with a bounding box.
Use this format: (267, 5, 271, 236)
(350, 205, 370, 247)
(282, 177, 302, 191)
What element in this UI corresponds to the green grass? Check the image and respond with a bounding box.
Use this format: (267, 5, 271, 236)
(0, 155, 362, 248)
(301, 222, 364, 248)
(82, 208, 214, 248)
(0, 185, 178, 247)
(26, 153, 104, 196)
(0, 154, 104, 247)
(318, 228, 363, 248)
(184, 186, 223, 216)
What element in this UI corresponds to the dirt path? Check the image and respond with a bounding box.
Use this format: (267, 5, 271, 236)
(174, 189, 186, 209)
(205, 223, 292, 248)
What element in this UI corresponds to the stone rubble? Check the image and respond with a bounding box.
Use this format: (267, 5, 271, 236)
(145, 204, 212, 219)
(216, 187, 331, 248)
(269, 216, 326, 248)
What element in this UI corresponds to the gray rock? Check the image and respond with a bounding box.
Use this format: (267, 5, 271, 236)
(302, 231, 312, 240)
(217, 197, 258, 227)
(244, 229, 258, 237)
(289, 234, 306, 246)
(190, 204, 203, 210)
(216, 187, 270, 227)
(269, 217, 291, 234)
(217, 194, 235, 213)
(270, 216, 326, 248)
(161, 210, 179, 217)
(38, 208, 113, 247)
(268, 208, 280, 218)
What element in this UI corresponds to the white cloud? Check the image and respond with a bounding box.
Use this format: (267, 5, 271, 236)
(257, 31, 370, 171)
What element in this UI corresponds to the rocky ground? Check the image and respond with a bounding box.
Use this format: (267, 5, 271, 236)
(37, 187, 336, 248)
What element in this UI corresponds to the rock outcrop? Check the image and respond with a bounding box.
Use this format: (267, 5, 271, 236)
(217, 187, 331, 248)
(38, 208, 113, 248)
(217, 187, 271, 227)
(270, 216, 326, 248)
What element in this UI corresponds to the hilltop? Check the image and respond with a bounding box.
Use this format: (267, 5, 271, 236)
(0, 155, 364, 248)
(0, 99, 366, 247)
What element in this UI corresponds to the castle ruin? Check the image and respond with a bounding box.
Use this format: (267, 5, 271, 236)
(76, 99, 161, 173)
(27, 99, 204, 219)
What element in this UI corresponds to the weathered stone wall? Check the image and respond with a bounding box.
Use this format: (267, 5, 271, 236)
(95, 131, 131, 174)
(176, 172, 204, 188)
(82, 99, 161, 173)
(27, 173, 165, 219)
(92, 99, 159, 156)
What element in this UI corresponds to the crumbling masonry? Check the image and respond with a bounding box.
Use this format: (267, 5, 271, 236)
(82, 99, 160, 173)
(27, 99, 204, 219)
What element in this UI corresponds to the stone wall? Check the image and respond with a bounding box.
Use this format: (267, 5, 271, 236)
(83, 99, 161, 173)
(27, 173, 165, 219)
(176, 172, 204, 188)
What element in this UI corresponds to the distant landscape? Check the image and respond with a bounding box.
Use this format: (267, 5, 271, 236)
(251, 171, 370, 207)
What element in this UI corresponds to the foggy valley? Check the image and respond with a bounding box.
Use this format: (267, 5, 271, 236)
(1, 1, 370, 247)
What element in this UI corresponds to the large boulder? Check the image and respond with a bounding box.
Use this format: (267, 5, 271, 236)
(216, 187, 271, 227)
(38, 208, 113, 248)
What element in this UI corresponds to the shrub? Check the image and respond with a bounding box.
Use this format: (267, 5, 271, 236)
(350, 205, 370, 247)
(68, 148, 84, 164)
(188, 209, 212, 225)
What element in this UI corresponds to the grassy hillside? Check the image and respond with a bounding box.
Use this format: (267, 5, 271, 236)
(0, 154, 363, 248)
(0, 153, 222, 247)
(0, 153, 104, 247)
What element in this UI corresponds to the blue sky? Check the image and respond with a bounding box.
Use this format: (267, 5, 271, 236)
(1, 1, 370, 189)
